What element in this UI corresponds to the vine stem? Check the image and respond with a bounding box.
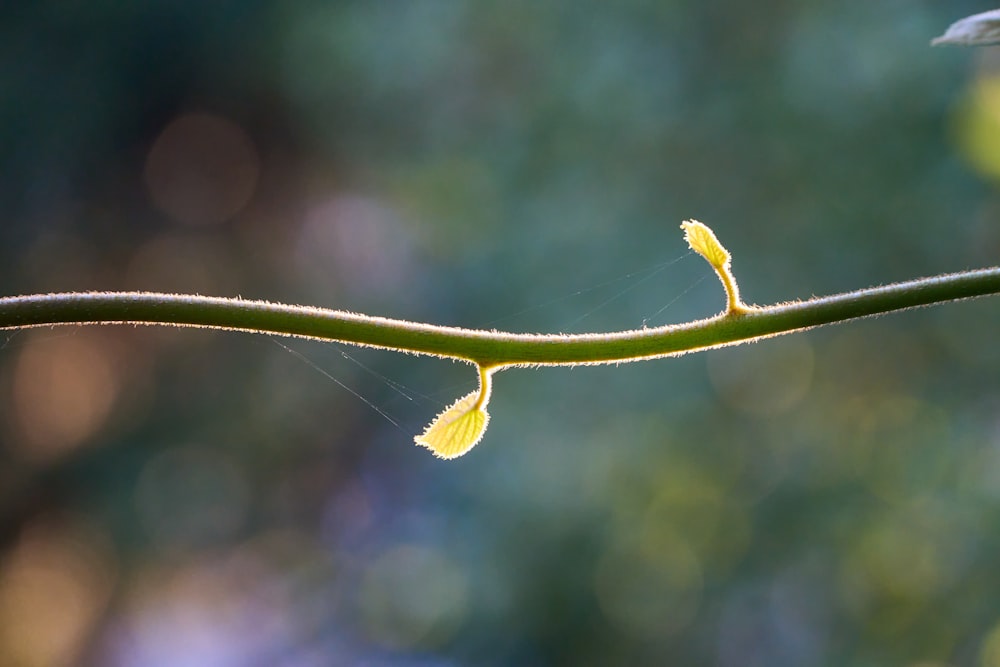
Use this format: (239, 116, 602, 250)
(1, 267, 998, 369)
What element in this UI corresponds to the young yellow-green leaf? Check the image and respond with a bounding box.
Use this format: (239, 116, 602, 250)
(681, 219, 749, 315)
(681, 219, 731, 271)
(415, 391, 490, 459)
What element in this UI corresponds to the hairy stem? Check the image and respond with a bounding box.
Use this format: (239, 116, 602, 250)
(1, 267, 998, 368)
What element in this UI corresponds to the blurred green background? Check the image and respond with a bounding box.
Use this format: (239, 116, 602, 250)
(2, 2, 1000, 665)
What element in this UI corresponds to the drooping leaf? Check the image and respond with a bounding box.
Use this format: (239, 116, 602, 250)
(932, 10, 1000, 47)
(415, 390, 490, 459)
